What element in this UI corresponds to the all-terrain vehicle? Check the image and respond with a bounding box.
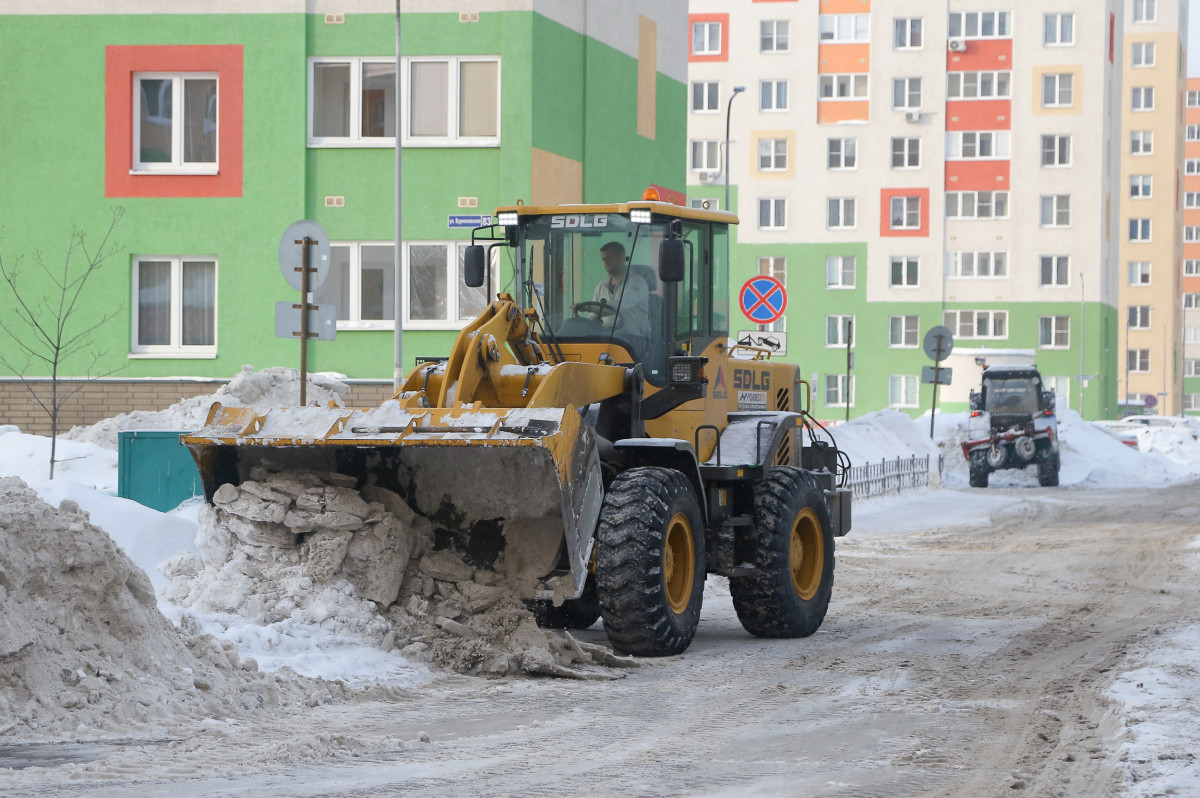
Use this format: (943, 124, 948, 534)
(962, 365, 1060, 487)
(183, 192, 852, 657)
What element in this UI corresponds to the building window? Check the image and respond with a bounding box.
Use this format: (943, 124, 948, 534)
(819, 14, 870, 42)
(947, 130, 1010, 160)
(401, 242, 495, 327)
(1039, 316, 1070, 348)
(1189, 90, 1200, 107)
(1128, 349, 1150, 373)
(692, 21, 722, 56)
(1185, 293, 1200, 309)
(951, 251, 1007, 278)
(820, 74, 869, 100)
(758, 198, 787, 230)
(691, 81, 719, 112)
(133, 73, 218, 171)
(758, 138, 788, 171)
(1187, 227, 1200, 242)
(131, 256, 217, 355)
(1130, 175, 1153, 198)
(948, 11, 1012, 39)
(1132, 42, 1156, 66)
(946, 191, 1009, 219)
(1187, 124, 1200, 141)
(760, 79, 788, 111)
(889, 315, 919, 348)
(825, 374, 855, 407)
(1128, 305, 1152, 329)
(315, 242, 394, 327)
(1042, 74, 1074, 108)
(1185, 260, 1200, 277)
(1040, 195, 1071, 227)
(894, 18, 923, 49)
(1185, 359, 1200, 377)
(892, 77, 922, 109)
(1133, 0, 1156, 23)
(891, 137, 920, 168)
(690, 140, 720, 171)
(1128, 261, 1152, 285)
(1129, 218, 1152, 241)
(1184, 394, 1200, 411)
(889, 196, 921, 230)
(825, 255, 856, 289)
(1186, 158, 1200, 175)
(946, 71, 1012, 100)
(1186, 192, 1200, 209)
(1042, 134, 1071, 166)
(761, 20, 789, 53)
(889, 375, 919, 408)
(1131, 130, 1153, 154)
(1186, 327, 1200, 343)
(944, 309, 1008, 340)
(826, 315, 854, 347)
(1040, 255, 1070, 286)
(890, 256, 919, 287)
(827, 198, 857, 230)
(1044, 13, 1074, 45)
(1131, 87, 1154, 111)
(828, 138, 857, 169)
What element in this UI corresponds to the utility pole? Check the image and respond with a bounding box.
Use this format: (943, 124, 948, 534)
(724, 86, 745, 211)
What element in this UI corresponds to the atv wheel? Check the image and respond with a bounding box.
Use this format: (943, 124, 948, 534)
(595, 467, 705, 657)
(527, 575, 601, 630)
(1037, 451, 1060, 487)
(968, 450, 989, 488)
(730, 467, 834, 638)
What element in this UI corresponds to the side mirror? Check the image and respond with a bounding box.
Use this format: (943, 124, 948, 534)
(659, 238, 685, 284)
(464, 245, 486, 288)
(969, 391, 982, 411)
(1042, 391, 1055, 411)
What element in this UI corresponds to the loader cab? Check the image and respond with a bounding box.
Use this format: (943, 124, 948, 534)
(471, 202, 731, 386)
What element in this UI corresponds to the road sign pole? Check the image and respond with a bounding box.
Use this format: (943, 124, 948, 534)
(297, 236, 312, 406)
(929, 365, 940, 440)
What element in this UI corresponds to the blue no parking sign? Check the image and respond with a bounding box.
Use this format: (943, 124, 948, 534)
(739, 275, 787, 324)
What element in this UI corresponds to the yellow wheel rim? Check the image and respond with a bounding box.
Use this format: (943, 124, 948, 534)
(790, 508, 824, 601)
(663, 512, 695, 614)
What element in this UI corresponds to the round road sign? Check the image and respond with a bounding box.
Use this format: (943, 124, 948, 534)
(739, 275, 787, 324)
(279, 220, 332, 292)
(1145, 394, 1158, 409)
(922, 325, 955, 362)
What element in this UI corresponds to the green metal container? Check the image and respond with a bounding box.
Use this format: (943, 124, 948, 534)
(117, 430, 202, 512)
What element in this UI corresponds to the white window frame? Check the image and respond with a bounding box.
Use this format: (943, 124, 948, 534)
(827, 197, 857, 230)
(130, 255, 218, 357)
(948, 11, 1012, 39)
(944, 309, 1008, 340)
(889, 375, 920, 408)
(1132, 42, 1156, 67)
(825, 374, 855, 408)
(894, 18, 923, 49)
(1131, 86, 1154, 111)
(1184, 294, 1200, 310)
(1042, 73, 1074, 108)
(825, 255, 856, 289)
(1184, 393, 1200, 411)
(891, 137, 920, 169)
(946, 191, 1009, 219)
(690, 140, 720, 171)
(1039, 316, 1070, 349)
(889, 196, 921, 230)
(758, 198, 787, 230)
(1131, 130, 1154, 154)
(825, 315, 855, 347)
(1130, 175, 1153, 198)
(761, 20, 790, 53)
(1188, 90, 1200, 107)
(760, 79, 789, 112)
(1129, 218, 1152, 242)
(889, 315, 919, 348)
(1186, 158, 1200, 175)
(828, 138, 857, 169)
(892, 77, 922, 110)
(318, 241, 398, 330)
(1039, 255, 1070, 287)
(890, 256, 919, 287)
(1185, 192, 1200, 209)
(692, 21, 722, 56)
(1040, 195, 1071, 228)
(1041, 134, 1071, 167)
(946, 71, 1012, 100)
(691, 81, 719, 113)
(1044, 13, 1074, 46)
(950, 250, 1007, 278)
(946, 130, 1010, 160)
(1133, 0, 1156, 24)
(758, 138, 788, 172)
(1128, 261, 1152, 285)
(1187, 227, 1200, 243)
(402, 241, 499, 330)
(1184, 359, 1200, 377)
(1128, 349, 1150, 373)
(1128, 305, 1152, 329)
(1187, 125, 1200, 141)
(1185, 260, 1200, 277)
(820, 74, 869, 100)
(818, 14, 870, 43)
(132, 72, 219, 173)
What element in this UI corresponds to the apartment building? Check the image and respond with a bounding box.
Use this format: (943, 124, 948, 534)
(1185, 77, 1200, 412)
(687, 0, 1145, 421)
(0, 1, 688, 432)
(1118, 0, 1189, 417)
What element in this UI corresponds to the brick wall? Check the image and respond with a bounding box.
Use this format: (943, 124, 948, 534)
(0, 378, 397, 437)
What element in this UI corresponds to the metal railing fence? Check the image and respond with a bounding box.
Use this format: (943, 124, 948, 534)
(845, 454, 942, 500)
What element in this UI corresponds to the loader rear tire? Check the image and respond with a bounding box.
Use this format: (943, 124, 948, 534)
(731, 467, 834, 638)
(595, 467, 705, 657)
(968, 450, 989, 488)
(1037, 451, 1060, 487)
(527, 575, 601, 630)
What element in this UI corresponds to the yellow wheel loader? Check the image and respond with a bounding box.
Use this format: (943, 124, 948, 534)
(183, 194, 852, 657)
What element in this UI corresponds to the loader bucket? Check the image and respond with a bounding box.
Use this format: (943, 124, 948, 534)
(180, 400, 604, 601)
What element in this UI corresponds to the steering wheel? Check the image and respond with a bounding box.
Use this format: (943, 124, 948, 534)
(573, 301, 616, 319)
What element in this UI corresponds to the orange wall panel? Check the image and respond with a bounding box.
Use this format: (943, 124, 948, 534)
(879, 188, 930, 238)
(945, 160, 1010, 192)
(946, 39, 1013, 72)
(820, 0, 871, 13)
(689, 13, 729, 63)
(818, 101, 868, 124)
(817, 43, 870, 73)
(946, 100, 1011, 131)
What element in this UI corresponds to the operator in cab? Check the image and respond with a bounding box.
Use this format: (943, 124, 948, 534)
(592, 241, 650, 353)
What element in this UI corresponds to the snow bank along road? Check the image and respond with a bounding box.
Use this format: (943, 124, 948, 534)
(5, 480, 1199, 797)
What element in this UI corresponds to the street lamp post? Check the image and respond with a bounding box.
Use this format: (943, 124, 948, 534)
(724, 85, 746, 211)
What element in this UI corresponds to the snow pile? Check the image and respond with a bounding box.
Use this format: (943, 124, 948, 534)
(64, 366, 351, 450)
(161, 471, 632, 681)
(0, 477, 326, 741)
(822, 409, 944, 485)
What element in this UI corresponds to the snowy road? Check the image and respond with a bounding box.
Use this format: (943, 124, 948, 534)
(7, 480, 1199, 797)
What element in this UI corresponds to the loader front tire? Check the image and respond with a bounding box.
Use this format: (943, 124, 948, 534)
(1036, 451, 1060, 487)
(731, 467, 834, 638)
(968, 450, 990, 488)
(595, 467, 705, 657)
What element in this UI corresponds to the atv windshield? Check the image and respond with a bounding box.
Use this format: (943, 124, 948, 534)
(984, 378, 1040, 416)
